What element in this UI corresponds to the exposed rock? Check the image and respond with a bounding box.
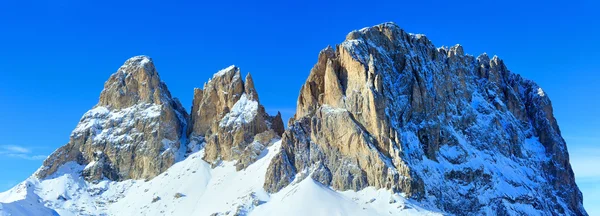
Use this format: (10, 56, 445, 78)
(174, 193, 185, 199)
(36, 56, 189, 181)
(188, 66, 284, 170)
(264, 23, 586, 215)
(82, 151, 118, 182)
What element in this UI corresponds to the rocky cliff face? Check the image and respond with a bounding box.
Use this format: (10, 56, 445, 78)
(188, 66, 284, 170)
(21, 23, 586, 216)
(36, 56, 189, 181)
(36, 58, 285, 182)
(35, 57, 283, 184)
(264, 23, 586, 215)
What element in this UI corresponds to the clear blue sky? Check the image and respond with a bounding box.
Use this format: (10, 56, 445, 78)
(1, 0, 598, 214)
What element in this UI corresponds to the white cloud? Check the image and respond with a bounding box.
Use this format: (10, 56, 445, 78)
(1, 145, 31, 153)
(0, 145, 46, 160)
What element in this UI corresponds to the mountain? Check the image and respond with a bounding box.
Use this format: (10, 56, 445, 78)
(0, 23, 587, 216)
(36, 55, 189, 182)
(264, 23, 586, 215)
(187, 66, 284, 170)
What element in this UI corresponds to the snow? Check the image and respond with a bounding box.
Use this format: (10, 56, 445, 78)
(84, 161, 97, 170)
(0, 140, 440, 216)
(410, 33, 427, 40)
(320, 104, 347, 113)
(72, 103, 162, 147)
(537, 87, 545, 97)
(331, 22, 579, 214)
(139, 56, 151, 66)
(0, 182, 58, 216)
(1, 23, 576, 215)
(119, 55, 153, 72)
(219, 94, 259, 128)
(253, 178, 440, 216)
(214, 65, 237, 77)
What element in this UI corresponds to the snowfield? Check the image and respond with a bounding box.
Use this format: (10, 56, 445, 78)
(0, 141, 441, 216)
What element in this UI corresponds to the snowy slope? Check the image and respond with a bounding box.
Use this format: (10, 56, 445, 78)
(0, 140, 441, 216)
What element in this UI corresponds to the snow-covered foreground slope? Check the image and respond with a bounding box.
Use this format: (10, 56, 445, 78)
(0, 141, 441, 216)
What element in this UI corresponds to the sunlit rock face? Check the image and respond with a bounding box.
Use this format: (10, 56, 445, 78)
(37, 56, 189, 181)
(36, 57, 285, 183)
(188, 66, 284, 170)
(264, 23, 586, 215)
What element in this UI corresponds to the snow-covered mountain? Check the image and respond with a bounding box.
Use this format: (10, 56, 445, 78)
(0, 23, 587, 216)
(264, 22, 586, 215)
(0, 141, 440, 216)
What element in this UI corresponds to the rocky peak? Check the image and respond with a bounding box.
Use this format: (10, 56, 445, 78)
(98, 55, 173, 109)
(244, 72, 259, 101)
(264, 22, 586, 215)
(189, 66, 284, 170)
(189, 65, 244, 137)
(36, 55, 188, 182)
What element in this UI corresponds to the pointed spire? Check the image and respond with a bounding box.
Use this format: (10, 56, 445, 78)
(244, 72, 259, 102)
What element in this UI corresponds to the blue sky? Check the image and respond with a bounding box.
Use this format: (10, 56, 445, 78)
(0, 0, 598, 214)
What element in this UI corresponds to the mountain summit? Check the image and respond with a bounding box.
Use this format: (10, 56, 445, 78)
(188, 65, 284, 170)
(265, 22, 585, 215)
(36, 55, 189, 182)
(0, 23, 586, 216)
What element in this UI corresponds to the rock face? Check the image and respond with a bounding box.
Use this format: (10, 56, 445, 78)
(36, 56, 189, 181)
(188, 66, 284, 170)
(264, 23, 586, 215)
(35, 57, 282, 182)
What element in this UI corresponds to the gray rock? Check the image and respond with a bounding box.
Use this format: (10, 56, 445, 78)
(36, 56, 188, 181)
(264, 22, 586, 215)
(188, 66, 283, 170)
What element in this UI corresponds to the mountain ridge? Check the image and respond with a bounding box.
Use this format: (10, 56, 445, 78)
(0, 22, 587, 216)
(265, 22, 585, 215)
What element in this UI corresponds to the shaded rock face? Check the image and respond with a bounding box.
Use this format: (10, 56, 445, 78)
(188, 66, 284, 170)
(36, 56, 189, 181)
(264, 23, 586, 215)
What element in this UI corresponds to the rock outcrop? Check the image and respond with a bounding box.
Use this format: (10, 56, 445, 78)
(35, 57, 283, 182)
(188, 66, 284, 170)
(36, 56, 189, 181)
(264, 23, 586, 215)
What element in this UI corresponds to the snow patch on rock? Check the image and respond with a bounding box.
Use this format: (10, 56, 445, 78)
(72, 103, 162, 147)
(214, 65, 237, 77)
(219, 94, 259, 128)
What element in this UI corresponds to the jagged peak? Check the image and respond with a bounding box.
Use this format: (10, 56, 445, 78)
(118, 55, 155, 73)
(213, 65, 239, 78)
(123, 55, 152, 65)
(345, 22, 403, 41)
(448, 44, 464, 57)
(477, 52, 491, 64)
(98, 55, 173, 108)
(204, 65, 241, 87)
(321, 45, 335, 54)
(491, 55, 503, 65)
(357, 22, 400, 33)
(245, 72, 259, 102)
(202, 65, 243, 92)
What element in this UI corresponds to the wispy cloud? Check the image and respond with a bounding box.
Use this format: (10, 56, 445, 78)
(0, 145, 47, 160)
(1, 145, 31, 153)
